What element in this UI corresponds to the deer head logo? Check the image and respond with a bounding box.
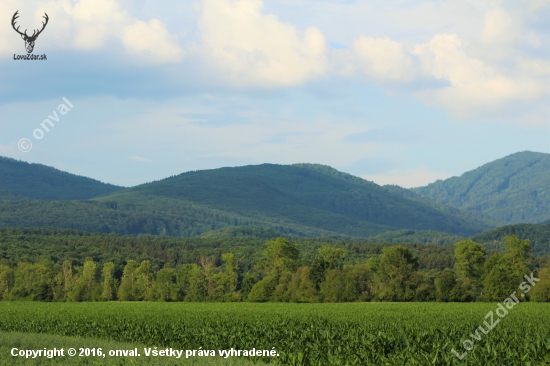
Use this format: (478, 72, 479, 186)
(12, 11, 49, 54)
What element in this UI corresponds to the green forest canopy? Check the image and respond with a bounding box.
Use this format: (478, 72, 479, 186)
(0, 156, 122, 200)
(413, 151, 550, 224)
(1, 158, 496, 238)
(0, 230, 548, 303)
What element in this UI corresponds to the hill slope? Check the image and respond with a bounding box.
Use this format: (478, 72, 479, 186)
(93, 163, 493, 237)
(471, 223, 550, 255)
(0, 163, 494, 237)
(413, 151, 550, 224)
(0, 156, 123, 200)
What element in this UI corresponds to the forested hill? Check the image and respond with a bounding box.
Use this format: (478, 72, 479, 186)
(413, 151, 550, 224)
(91, 163, 493, 237)
(0, 156, 123, 200)
(0, 163, 495, 237)
(471, 223, 550, 254)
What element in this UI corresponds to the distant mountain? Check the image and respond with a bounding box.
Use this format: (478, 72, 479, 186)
(384, 184, 502, 227)
(0, 163, 494, 237)
(413, 151, 550, 224)
(95, 163, 494, 237)
(471, 223, 550, 255)
(0, 156, 123, 200)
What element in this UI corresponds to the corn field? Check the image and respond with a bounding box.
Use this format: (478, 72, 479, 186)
(0, 302, 548, 365)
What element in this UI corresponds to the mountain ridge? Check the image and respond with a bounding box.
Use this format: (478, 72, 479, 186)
(95, 163, 492, 236)
(0, 156, 123, 200)
(0, 159, 495, 237)
(412, 151, 550, 224)
(471, 223, 550, 255)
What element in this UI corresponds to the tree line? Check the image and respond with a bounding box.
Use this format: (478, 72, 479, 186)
(0, 235, 548, 303)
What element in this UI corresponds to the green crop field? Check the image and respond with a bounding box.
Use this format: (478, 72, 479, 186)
(0, 302, 548, 365)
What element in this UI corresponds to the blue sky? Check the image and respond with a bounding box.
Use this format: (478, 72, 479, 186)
(1, 0, 548, 188)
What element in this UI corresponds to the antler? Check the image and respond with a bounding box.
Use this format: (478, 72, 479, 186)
(11, 11, 27, 37)
(31, 13, 49, 39)
(11, 11, 49, 39)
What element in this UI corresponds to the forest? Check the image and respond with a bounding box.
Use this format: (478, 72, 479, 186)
(413, 151, 550, 224)
(0, 229, 548, 303)
(0, 159, 496, 238)
(0, 156, 122, 200)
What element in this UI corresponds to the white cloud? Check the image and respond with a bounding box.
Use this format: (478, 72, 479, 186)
(324, 1, 549, 125)
(475, 6, 525, 62)
(70, 0, 126, 50)
(527, 0, 549, 12)
(337, 28, 547, 125)
(480, 7, 521, 46)
(413, 33, 546, 120)
(123, 19, 185, 62)
(1, 0, 547, 127)
(516, 57, 550, 78)
(0, 0, 185, 63)
(347, 36, 417, 83)
(362, 167, 451, 189)
(198, 0, 330, 87)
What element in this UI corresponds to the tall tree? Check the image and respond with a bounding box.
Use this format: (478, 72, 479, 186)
(343, 263, 374, 302)
(505, 235, 531, 265)
(240, 271, 257, 299)
(262, 238, 299, 280)
(320, 268, 346, 302)
(377, 245, 419, 301)
(310, 246, 347, 290)
(434, 269, 456, 302)
(483, 236, 531, 301)
(248, 238, 299, 302)
(118, 260, 139, 301)
(285, 266, 318, 303)
(454, 239, 485, 280)
(0, 265, 14, 300)
(530, 260, 550, 302)
(67, 259, 100, 302)
(12, 262, 54, 301)
(217, 253, 239, 301)
(185, 264, 206, 302)
(135, 260, 153, 301)
(154, 266, 177, 302)
(101, 262, 117, 301)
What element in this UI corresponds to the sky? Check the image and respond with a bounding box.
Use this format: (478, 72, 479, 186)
(0, 0, 548, 188)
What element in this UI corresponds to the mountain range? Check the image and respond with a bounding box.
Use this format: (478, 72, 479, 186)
(0, 151, 548, 240)
(413, 151, 550, 224)
(0, 156, 122, 200)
